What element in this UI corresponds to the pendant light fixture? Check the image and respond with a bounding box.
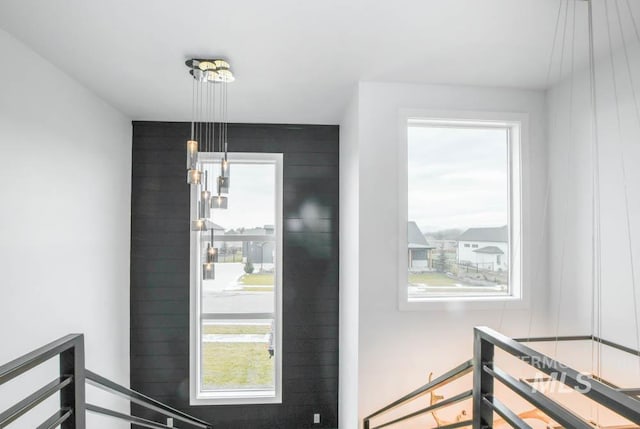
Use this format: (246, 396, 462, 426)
(203, 228, 218, 280)
(184, 58, 234, 279)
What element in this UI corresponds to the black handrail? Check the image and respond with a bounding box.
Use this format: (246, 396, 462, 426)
(86, 404, 178, 429)
(482, 395, 532, 429)
(0, 376, 73, 427)
(517, 333, 640, 361)
(437, 421, 472, 429)
(0, 334, 212, 429)
(371, 390, 472, 429)
(474, 326, 640, 428)
(0, 334, 82, 385)
(363, 359, 473, 429)
(86, 369, 212, 428)
(483, 365, 591, 429)
(0, 334, 84, 428)
(363, 328, 640, 429)
(37, 408, 73, 429)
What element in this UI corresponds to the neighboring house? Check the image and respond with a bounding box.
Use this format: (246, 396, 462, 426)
(457, 225, 508, 271)
(202, 224, 276, 266)
(242, 225, 276, 266)
(408, 221, 435, 270)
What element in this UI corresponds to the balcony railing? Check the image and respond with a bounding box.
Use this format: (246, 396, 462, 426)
(364, 326, 640, 429)
(0, 334, 212, 429)
(363, 359, 473, 429)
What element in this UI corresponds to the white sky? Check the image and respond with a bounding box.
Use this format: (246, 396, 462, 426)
(408, 126, 508, 232)
(204, 162, 275, 231)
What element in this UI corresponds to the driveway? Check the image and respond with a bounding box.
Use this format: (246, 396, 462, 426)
(202, 262, 274, 314)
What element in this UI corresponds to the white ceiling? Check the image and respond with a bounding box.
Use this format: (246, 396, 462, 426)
(0, 0, 622, 124)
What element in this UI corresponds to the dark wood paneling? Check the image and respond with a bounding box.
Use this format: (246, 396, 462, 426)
(130, 121, 339, 429)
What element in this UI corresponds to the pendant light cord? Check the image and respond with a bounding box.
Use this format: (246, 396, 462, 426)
(191, 75, 195, 141)
(587, 0, 603, 388)
(226, 80, 229, 157)
(550, 0, 572, 358)
(198, 78, 203, 152)
(195, 78, 199, 148)
(526, 0, 565, 343)
(553, 0, 577, 361)
(606, 0, 640, 374)
(620, 0, 640, 136)
(195, 77, 199, 146)
(218, 81, 223, 154)
(204, 76, 208, 157)
(211, 77, 216, 156)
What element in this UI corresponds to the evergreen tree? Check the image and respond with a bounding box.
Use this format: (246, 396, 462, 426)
(437, 244, 447, 273)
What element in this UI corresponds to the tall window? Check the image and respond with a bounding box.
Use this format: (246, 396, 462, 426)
(190, 152, 283, 405)
(402, 117, 522, 303)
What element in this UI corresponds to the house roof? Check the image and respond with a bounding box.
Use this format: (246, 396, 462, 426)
(240, 227, 274, 235)
(203, 220, 225, 231)
(408, 221, 435, 249)
(473, 246, 504, 255)
(457, 225, 508, 243)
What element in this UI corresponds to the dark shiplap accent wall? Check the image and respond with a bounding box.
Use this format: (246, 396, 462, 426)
(130, 121, 339, 429)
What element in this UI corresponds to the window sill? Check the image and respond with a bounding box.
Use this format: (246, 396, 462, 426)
(399, 294, 527, 312)
(191, 390, 281, 406)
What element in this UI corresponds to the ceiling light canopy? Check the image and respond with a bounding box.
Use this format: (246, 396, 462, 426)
(186, 58, 235, 83)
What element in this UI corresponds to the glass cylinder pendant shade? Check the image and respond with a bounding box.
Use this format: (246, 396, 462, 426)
(191, 219, 209, 231)
(200, 190, 211, 219)
(186, 140, 198, 169)
(221, 158, 230, 178)
(206, 244, 218, 263)
(203, 262, 215, 280)
(187, 169, 202, 185)
(211, 194, 228, 209)
(217, 176, 230, 194)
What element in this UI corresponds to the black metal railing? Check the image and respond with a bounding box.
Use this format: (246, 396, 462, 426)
(362, 359, 473, 429)
(86, 369, 211, 428)
(0, 334, 85, 428)
(363, 327, 640, 429)
(0, 334, 212, 429)
(474, 326, 640, 429)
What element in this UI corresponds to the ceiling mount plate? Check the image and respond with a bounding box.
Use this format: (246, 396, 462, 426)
(186, 58, 235, 82)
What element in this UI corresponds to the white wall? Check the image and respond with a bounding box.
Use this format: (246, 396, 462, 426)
(339, 87, 360, 429)
(0, 28, 131, 427)
(340, 81, 550, 427)
(546, 62, 594, 340)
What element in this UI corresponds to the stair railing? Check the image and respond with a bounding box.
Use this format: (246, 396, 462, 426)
(362, 359, 473, 429)
(475, 326, 640, 429)
(363, 327, 640, 429)
(0, 334, 85, 428)
(0, 334, 212, 429)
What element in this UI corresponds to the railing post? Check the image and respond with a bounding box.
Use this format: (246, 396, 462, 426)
(60, 335, 85, 428)
(364, 418, 369, 429)
(473, 328, 494, 429)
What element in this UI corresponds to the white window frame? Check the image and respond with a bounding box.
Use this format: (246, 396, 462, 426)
(398, 110, 525, 310)
(189, 152, 283, 405)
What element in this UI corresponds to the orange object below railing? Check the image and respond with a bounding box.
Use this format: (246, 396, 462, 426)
(362, 359, 472, 429)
